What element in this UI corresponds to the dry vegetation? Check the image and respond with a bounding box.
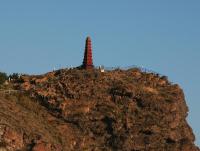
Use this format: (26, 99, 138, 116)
(0, 68, 199, 151)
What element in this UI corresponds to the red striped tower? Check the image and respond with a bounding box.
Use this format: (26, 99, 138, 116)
(82, 36, 94, 69)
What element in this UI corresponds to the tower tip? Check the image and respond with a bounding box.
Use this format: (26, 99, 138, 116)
(86, 36, 91, 40)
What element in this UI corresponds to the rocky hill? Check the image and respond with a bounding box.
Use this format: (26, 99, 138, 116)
(0, 68, 199, 151)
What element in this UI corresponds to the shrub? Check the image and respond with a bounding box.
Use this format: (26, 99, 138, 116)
(0, 72, 8, 84)
(110, 81, 133, 98)
(9, 73, 20, 79)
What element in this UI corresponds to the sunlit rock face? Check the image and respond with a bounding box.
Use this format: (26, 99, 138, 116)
(0, 68, 199, 151)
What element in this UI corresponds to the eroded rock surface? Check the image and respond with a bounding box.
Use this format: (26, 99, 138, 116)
(0, 68, 199, 151)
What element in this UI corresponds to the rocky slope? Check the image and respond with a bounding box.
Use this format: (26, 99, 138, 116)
(0, 68, 199, 151)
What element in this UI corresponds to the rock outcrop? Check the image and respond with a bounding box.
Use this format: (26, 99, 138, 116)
(0, 68, 199, 151)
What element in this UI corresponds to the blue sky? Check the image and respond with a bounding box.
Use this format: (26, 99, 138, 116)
(0, 0, 200, 146)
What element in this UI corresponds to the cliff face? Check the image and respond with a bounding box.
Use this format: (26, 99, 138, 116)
(0, 68, 199, 151)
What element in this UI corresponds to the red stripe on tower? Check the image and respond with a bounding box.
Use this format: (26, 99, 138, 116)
(82, 36, 94, 69)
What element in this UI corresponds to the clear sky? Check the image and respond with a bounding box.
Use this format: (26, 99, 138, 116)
(0, 0, 199, 146)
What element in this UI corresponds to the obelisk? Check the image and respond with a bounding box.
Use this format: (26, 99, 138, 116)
(82, 36, 94, 69)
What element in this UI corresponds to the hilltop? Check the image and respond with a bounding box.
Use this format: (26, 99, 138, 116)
(0, 68, 199, 151)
